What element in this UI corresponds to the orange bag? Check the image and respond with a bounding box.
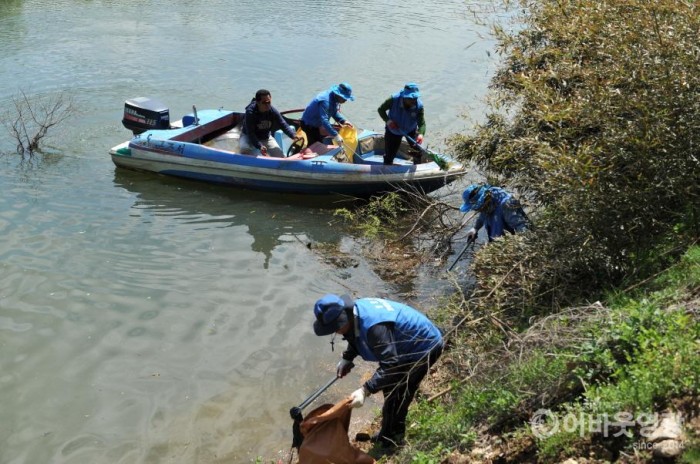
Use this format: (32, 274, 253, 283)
(297, 399, 375, 464)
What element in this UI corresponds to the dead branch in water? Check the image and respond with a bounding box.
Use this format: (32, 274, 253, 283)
(2, 89, 75, 157)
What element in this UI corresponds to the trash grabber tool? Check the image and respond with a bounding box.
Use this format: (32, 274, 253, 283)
(448, 234, 476, 271)
(402, 133, 449, 170)
(290, 375, 338, 420)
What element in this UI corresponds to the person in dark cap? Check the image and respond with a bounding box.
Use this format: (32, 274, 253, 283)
(240, 89, 302, 157)
(377, 83, 426, 165)
(460, 184, 530, 242)
(313, 293, 443, 449)
(301, 83, 355, 147)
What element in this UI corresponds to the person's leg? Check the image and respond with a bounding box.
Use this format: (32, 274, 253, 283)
(239, 133, 261, 156)
(406, 129, 423, 164)
(301, 122, 322, 147)
(378, 346, 443, 445)
(264, 135, 284, 158)
(383, 129, 402, 165)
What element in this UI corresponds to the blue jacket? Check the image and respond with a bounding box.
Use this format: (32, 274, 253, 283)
(386, 92, 424, 136)
(301, 90, 347, 137)
(341, 298, 442, 393)
(242, 100, 296, 149)
(474, 187, 529, 240)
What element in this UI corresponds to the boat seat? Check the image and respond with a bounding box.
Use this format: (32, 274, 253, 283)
(356, 153, 414, 166)
(357, 154, 385, 165)
(204, 124, 242, 152)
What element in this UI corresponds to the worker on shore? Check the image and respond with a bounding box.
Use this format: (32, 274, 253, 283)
(460, 184, 530, 242)
(312, 293, 443, 449)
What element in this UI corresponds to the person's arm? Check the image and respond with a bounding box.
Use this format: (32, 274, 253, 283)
(416, 106, 426, 135)
(377, 97, 392, 123)
(362, 323, 403, 394)
(342, 341, 358, 361)
(474, 213, 485, 232)
(272, 107, 297, 139)
(318, 99, 338, 137)
(244, 109, 262, 150)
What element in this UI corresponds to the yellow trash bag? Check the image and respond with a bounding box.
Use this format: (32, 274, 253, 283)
(334, 126, 358, 163)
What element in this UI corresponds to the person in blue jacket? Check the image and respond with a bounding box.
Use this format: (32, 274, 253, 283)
(240, 89, 302, 157)
(377, 83, 426, 165)
(460, 184, 530, 242)
(313, 293, 443, 448)
(301, 82, 355, 147)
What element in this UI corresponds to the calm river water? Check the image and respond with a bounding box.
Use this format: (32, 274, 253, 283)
(0, 1, 499, 462)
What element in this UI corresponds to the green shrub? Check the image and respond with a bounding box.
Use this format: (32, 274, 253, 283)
(452, 0, 700, 315)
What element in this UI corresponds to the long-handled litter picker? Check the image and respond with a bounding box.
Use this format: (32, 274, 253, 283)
(289, 364, 353, 450)
(448, 234, 476, 271)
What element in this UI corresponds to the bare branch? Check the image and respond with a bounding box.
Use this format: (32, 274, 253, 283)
(1, 89, 75, 157)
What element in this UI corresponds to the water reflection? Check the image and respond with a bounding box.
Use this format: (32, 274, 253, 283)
(112, 169, 351, 269)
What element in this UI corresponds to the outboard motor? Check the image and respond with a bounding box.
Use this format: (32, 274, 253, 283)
(122, 97, 170, 135)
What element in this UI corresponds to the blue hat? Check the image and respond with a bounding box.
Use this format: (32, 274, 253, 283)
(331, 82, 355, 101)
(400, 82, 420, 100)
(313, 294, 355, 336)
(460, 184, 487, 212)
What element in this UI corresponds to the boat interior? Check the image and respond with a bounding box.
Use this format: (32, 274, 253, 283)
(203, 121, 420, 166)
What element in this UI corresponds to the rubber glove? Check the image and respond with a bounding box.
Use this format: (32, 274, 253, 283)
(466, 227, 477, 241)
(387, 120, 398, 130)
(350, 387, 367, 408)
(336, 359, 354, 378)
(416, 134, 424, 145)
(333, 134, 344, 145)
(342, 121, 354, 128)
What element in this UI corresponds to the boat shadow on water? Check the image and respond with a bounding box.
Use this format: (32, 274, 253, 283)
(111, 169, 355, 268)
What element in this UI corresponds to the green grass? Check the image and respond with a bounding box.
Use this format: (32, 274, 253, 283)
(393, 246, 700, 463)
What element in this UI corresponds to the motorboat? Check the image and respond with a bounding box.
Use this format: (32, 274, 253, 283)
(109, 97, 465, 197)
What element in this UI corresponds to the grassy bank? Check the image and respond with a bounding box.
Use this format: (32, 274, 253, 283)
(392, 246, 699, 463)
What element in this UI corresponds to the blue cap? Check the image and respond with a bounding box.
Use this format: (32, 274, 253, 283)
(331, 82, 354, 101)
(460, 184, 487, 212)
(313, 294, 354, 336)
(400, 82, 420, 100)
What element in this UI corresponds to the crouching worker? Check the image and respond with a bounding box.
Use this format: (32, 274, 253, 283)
(312, 294, 443, 449)
(460, 183, 530, 242)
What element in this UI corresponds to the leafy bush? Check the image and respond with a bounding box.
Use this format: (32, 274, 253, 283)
(452, 0, 700, 314)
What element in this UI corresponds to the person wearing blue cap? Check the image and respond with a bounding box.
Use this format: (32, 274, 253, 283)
(377, 83, 426, 165)
(460, 184, 530, 242)
(301, 83, 355, 147)
(312, 293, 443, 449)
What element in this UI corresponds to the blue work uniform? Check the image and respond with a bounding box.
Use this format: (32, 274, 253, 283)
(381, 92, 425, 136)
(301, 90, 347, 138)
(341, 297, 443, 444)
(474, 187, 530, 241)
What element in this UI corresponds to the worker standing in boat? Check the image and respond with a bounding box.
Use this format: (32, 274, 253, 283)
(312, 293, 443, 449)
(301, 83, 355, 147)
(377, 83, 426, 165)
(240, 89, 301, 157)
(460, 184, 531, 242)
